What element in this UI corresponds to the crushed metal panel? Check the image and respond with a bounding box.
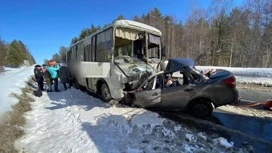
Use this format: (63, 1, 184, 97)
(134, 89, 161, 107)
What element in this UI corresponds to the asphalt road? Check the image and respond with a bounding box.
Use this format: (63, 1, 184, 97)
(210, 87, 272, 152)
(238, 87, 272, 102)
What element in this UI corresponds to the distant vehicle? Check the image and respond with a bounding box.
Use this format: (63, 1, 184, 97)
(122, 58, 239, 118)
(66, 20, 164, 102)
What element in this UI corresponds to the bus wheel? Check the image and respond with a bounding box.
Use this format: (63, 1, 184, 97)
(101, 83, 111, 102)
(74, 79, 80, 89)
(74, 79, 85, 91)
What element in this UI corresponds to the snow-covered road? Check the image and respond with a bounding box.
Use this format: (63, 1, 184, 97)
(16, 88, 252, 153)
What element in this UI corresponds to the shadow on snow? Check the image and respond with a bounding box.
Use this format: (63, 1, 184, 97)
(45, 85, 110, 111)
(157, 109, 272, 153)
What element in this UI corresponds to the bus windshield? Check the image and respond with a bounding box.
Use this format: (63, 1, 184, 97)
(114, 43, 132, 57)
(113, 56, 156, 77)
(114, 33, 161, 60)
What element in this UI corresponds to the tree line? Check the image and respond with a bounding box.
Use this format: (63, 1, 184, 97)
(51, 0, 272, 68)
(44, 46, 67, 65)
(0, 37, 36, 71)
(46, 16, 126, 64)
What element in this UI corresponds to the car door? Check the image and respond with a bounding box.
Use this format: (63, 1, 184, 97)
(134, 75, 162, 108)
(161, 71, 196, 109)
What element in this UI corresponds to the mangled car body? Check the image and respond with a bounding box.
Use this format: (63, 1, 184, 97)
(123, 58, 239, 118)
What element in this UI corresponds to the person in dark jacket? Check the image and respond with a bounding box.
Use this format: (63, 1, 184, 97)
(59, 65, 71, 90)
(43, 65, 53, 92)
(34, 65, 44, 96)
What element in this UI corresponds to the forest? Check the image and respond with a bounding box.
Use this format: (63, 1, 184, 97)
(0, 38, 36, 71)
(52, 0, 271, 68)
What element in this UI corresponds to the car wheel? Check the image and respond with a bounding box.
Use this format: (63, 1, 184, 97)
(100, 83, 111, 102)
(189, 99, 213, 118)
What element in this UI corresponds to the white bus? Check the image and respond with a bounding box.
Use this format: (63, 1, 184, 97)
(67, 20, 163, 102)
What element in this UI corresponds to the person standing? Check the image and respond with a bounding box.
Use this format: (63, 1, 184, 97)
(43, 64, 53, 92)
(59, 65, 71, 90)
(34, 65, 44, 96)
(46, 60, 60, 92)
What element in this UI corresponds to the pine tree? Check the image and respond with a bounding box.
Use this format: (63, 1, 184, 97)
(0, 38, 7, 71)
(59, 46, 67, 63)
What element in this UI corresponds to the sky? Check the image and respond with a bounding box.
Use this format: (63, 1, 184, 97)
(0, 0, 244, 64)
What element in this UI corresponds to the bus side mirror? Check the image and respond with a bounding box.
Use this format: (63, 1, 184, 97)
(162, 46, 167, 57)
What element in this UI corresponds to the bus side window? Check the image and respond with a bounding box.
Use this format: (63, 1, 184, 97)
(84, 44, 91, 61)
(92, 36, 96, 62)
(96, 28, 113, 62)
(84, 46, 87, 61)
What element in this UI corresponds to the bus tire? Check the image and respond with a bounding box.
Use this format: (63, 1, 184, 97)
(74, 79, 85, 91)
(100, 83, 111, 102)
(74, 79, 81, 89)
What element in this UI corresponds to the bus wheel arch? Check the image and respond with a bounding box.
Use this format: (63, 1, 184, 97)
(97, 79, 111, 102)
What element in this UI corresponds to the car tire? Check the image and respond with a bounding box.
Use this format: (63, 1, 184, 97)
(100, 83, 111, 102)
(189, 99, 213, 118)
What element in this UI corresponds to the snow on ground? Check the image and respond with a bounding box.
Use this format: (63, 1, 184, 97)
(197, 66, 272, 86)
(16, 88, 251, 153)
(0, 66, 34, 116)
(1, 65, 271, 152)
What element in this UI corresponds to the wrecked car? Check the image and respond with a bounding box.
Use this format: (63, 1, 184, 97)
(122, 58, 239, 118)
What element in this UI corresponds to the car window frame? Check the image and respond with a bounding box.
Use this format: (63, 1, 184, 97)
(163, 67, 192, 88)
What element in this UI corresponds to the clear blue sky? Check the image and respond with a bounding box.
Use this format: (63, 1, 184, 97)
(0, 0, 244, 64)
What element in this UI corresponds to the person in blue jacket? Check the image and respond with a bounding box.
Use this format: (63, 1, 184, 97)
(46, 61, 60, 92)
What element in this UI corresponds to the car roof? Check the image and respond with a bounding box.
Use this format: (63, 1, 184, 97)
(165, 58, 195, 72)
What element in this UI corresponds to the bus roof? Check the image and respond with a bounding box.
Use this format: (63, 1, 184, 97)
(69, 20, 162, 47)
(112, 20, 162, 36)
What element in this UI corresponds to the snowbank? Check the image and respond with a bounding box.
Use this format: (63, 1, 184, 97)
(0, 66, 34, 116)
(197, 66, 272, 86)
